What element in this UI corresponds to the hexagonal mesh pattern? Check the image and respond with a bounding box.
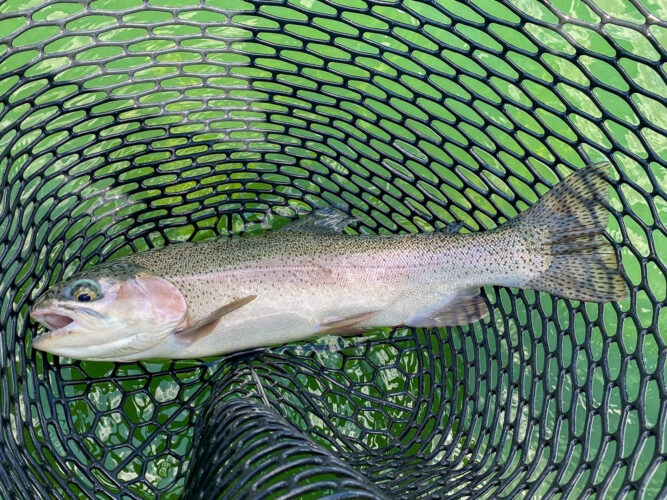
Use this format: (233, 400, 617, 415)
(0, 0, 664, 498)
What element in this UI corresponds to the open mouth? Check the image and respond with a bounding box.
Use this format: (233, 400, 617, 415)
(30, 310, 75, 333)
(40, 313, 73, 330)
(29, 308, 83, 352)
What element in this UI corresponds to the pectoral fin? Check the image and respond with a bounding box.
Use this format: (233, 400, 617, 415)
(317, 310, 381, 335)
(175, 295, 257, 346)
(407, 289, 488, 327)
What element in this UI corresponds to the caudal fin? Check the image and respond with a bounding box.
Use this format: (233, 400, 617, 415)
(518, 162, 628, 302)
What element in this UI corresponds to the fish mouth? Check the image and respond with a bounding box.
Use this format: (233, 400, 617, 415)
(32, 311, 74, 331)
(29, 309, 80, 349)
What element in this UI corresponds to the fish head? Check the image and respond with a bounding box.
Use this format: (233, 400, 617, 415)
(30, 262, 187, 361)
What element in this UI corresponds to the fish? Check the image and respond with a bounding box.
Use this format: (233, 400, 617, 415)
(30, 162, 628, 362)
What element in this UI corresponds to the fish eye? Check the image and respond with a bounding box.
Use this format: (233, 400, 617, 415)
(68, 279, 102, 303)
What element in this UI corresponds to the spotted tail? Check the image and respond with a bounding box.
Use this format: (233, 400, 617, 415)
(518, 162, 628, 302)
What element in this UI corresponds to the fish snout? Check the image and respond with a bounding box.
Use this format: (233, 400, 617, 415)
(30, 302, 83, 354)
(30, 310, 94, 354)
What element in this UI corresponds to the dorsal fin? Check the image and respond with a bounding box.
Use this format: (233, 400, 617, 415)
(443, 221, 463, 234)
(280, 206, 357, 234)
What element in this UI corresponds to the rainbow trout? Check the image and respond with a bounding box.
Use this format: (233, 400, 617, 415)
(30, 163, 627, 361)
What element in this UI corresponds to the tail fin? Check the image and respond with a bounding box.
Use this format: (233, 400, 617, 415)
(518, 162, 628, 302)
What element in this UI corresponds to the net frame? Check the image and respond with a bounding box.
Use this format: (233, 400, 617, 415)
(0, 0, 664, 498)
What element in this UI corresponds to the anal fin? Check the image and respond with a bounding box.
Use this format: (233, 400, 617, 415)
(175, 295, 257, 346)
(407, 289, 488, 327)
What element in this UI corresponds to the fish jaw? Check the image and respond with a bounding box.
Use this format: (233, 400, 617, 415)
(30, 308, 178, 361)
(30, 307, 82, 351)
(30, 304, 118, 356)
(32, 329, 168, 361)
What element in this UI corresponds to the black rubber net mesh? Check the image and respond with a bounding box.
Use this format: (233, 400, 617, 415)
(0, 0, 665, 498)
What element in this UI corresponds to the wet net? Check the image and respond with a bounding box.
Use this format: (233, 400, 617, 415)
(0, 0, 665, 498)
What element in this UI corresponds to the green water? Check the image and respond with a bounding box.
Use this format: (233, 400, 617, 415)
(1, 0, 664, 498)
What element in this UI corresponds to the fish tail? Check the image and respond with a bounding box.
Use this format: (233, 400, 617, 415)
(515, 162, 628, 302)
